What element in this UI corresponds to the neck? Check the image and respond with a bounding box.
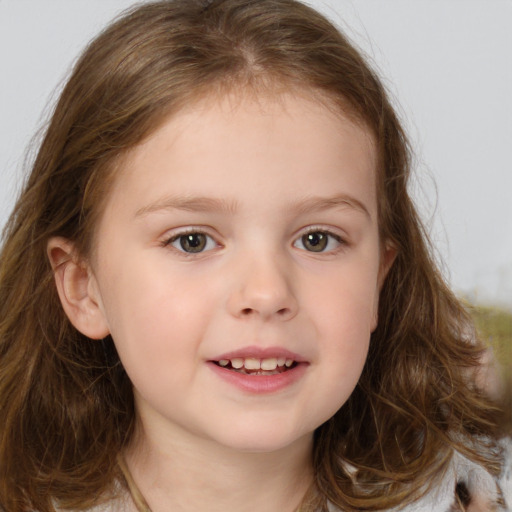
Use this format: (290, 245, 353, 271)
(124, 422, 314, 512)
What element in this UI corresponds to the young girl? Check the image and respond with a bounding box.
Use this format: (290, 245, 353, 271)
(0, 1, 510, 511)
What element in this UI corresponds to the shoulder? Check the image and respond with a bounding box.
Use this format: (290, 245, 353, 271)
(500, 437, 512, 510)
(398, 437, 512, 512)
(396, 438, 511, 512)
(57, 484, 137, 512)
(328, 437, 512, 512)
(75, 497, 134, 512)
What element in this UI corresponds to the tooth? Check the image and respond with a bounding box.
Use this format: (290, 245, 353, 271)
(219, 359, 229, 367)
(285, 359, 294, 367)
(277, 357, 286, 367)
(261, 358, 278, 371)
(231, 358, 244, 369)
(244, 358, 261, 370)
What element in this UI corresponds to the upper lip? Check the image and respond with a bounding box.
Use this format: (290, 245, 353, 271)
(210, 346, 307, 363)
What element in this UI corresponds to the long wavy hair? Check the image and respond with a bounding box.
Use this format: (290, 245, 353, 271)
(0, 1, 503, 511)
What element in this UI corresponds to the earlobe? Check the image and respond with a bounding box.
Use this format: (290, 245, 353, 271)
(47, 237, 110, 340)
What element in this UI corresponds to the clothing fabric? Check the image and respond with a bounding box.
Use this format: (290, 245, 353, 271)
(75, 438, 512, 512)
(330, 438, 512, 512)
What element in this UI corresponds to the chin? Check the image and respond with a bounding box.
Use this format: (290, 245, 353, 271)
(210, 422, 313, 455)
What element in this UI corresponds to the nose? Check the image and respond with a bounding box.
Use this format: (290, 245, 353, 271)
(226, 252, 298, 321)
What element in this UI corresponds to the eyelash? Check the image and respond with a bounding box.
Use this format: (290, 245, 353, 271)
(162, 229, 218, 256)
(162, 227, 346, 255)
(293, 228, 346, 254)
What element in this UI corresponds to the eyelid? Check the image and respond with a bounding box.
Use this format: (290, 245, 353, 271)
(293, 226, 348, 252)
(161, 227, 220, 254)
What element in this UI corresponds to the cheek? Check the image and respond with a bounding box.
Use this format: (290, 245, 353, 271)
(321, 300, 371, 385)
(98, 265, 218, 386)
(306, 260, 380, 336)
(304, 262, 378, 394)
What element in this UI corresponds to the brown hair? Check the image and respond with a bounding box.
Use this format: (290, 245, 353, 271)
(0, 1, 503, 511)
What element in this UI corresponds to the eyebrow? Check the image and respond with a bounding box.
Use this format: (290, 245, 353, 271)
(292, 194, 371, 219)
(135, 193, 371, 219)
(135, 196, 239, 217)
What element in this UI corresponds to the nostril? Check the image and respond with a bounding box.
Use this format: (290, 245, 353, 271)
(239, 307, 292, 318)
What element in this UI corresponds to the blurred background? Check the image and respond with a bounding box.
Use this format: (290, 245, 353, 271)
(0, 0, 510, 377)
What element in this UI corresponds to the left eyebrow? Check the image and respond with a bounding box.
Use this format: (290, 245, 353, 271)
(291, 194, 372, 219)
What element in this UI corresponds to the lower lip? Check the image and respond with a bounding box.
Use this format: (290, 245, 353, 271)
(207, 362, 308, 394)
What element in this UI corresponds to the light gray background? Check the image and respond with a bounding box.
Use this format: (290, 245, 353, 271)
(1, 0, 511, 307)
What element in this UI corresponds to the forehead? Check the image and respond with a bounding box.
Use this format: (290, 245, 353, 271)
(103, 90, 377, 220)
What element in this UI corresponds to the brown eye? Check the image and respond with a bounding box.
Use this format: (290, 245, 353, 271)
(169, 232, 214, 253)
(302, 232, 328, 252)
(179, 233, 206, 252)
(294, 230, 343, 253)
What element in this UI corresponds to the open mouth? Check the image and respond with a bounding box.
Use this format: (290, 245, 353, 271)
(212, 357, 298, 376)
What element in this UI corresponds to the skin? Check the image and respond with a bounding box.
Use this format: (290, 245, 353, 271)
(49, 91, 395, 512)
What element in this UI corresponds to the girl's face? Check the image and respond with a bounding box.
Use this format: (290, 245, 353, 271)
(85, 92, 392, 454)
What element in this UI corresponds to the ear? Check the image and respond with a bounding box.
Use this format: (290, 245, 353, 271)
(371, 241, 397, 332)
(47, 237, 110, 340)
(378, 241, 397, 291)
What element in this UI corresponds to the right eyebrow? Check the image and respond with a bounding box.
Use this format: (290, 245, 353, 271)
(134, 195, 239, 218)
